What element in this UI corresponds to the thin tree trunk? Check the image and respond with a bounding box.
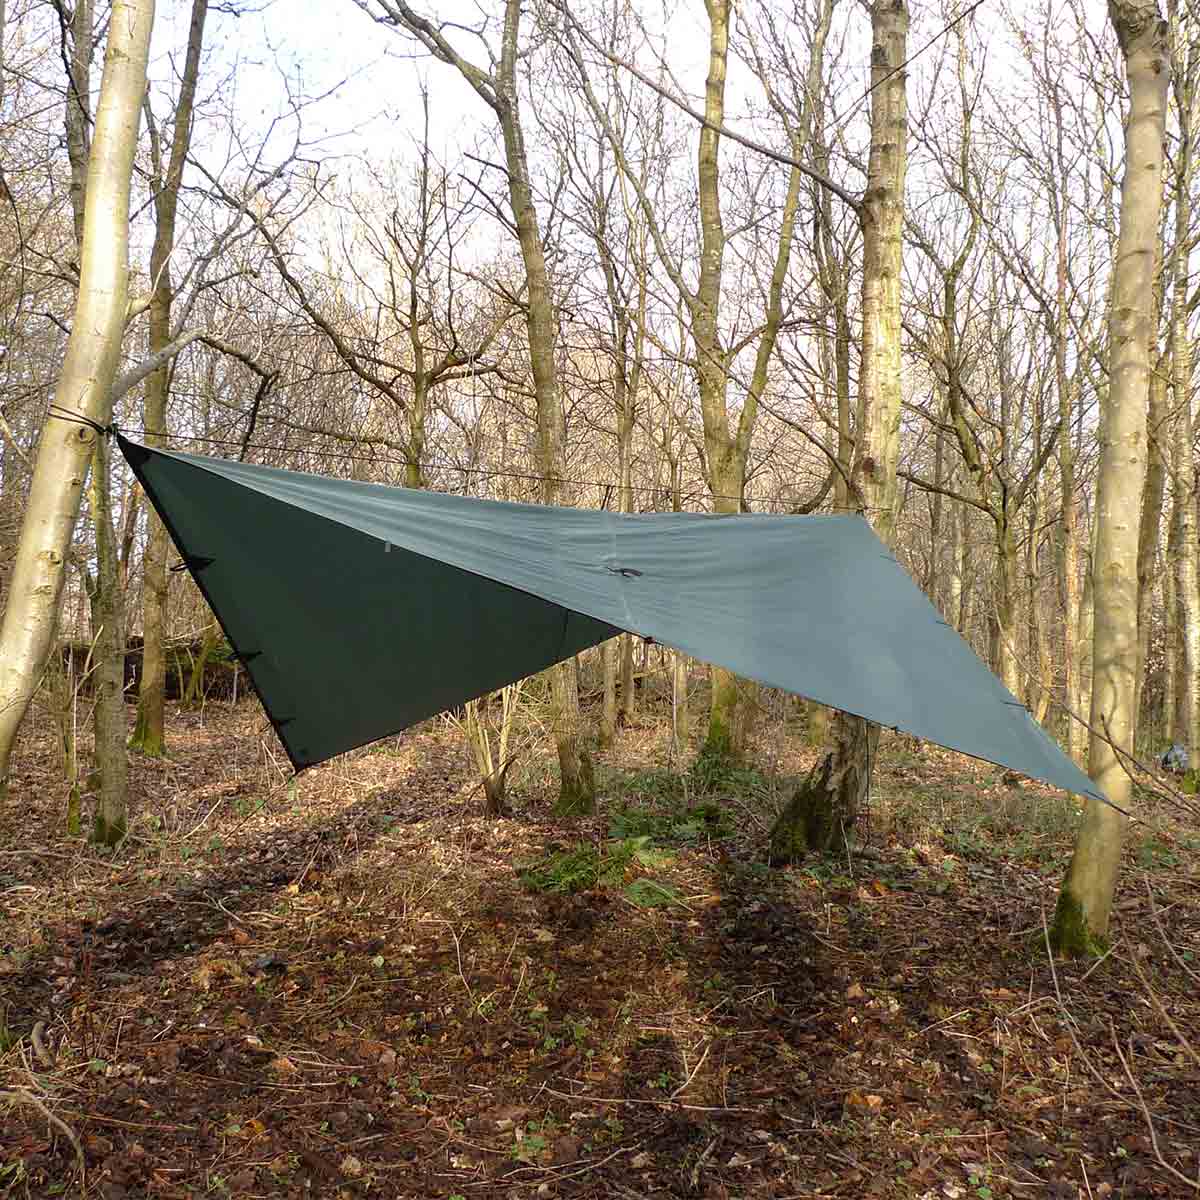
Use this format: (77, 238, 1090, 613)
(0, 0, 155, 796)
(1134, 354, 1168, 745)
(368, 0, 596, 814)
(1170, 377, 1200, 760)
(694, 0, 741, 761)
(1165, 500, 1180, 739)
(1052, 0, 1166, 954)
(1077, 526, 1096, 737)
(132, 0, 208, 757)
(1028, 493, 1053, 726)
(995, 521, 1021, 696)
(618, 634, 636, 726)
(1168, 60, 1198, 759)
(85, 436, 127, 845)
(672, 650, 689, 758)
(770, 0, 908, 860)
(497, 0, 592, 814)
(600, 638, 617, 749)
(949, 490, 965, 630)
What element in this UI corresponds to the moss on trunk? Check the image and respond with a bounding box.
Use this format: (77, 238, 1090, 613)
(703, 667, 743, 764)
(129, 698, 166, 755)
(554, 747, 596, 817)
(92, 807, 127, 847)
(1047, 888, 1109, 958)
(768, 752, 839, 865)
(769, 714, 875, 864)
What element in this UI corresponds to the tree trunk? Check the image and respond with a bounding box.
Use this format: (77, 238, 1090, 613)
(1054, 178, 1084, 764)
(491, 0, 593, 814)
(86, 437, 128, 845)
(619, 634, 636, 726)
(770, 715, 878, 864)
(995, 520, 1022, 696)
(808, 700, 830, 748)
(1170, 375, 1199, 761)
(182, 623, 221, 709)
(770, 0, 908, 861)
(672, 650, 689, 758)
(1052, 0, 1165, 954)
(600, 637, 617, 749)
(694, 0, 741, 763)
(1167, 55, 1198, 759)
(131, 0, 208, 758)
(1077, 532, 1096, 736)
(1133, 355, 1167, 746)
(0, 0, 155, 796)
(1165, 502, 1180, 740)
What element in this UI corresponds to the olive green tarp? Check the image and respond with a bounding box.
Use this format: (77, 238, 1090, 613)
(118, 434, 1102, 802)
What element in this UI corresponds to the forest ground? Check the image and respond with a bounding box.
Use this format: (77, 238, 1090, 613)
(1, 676, 1198, 1200)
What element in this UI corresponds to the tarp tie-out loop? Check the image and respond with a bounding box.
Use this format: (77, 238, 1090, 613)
(607, 566, 643, 578)
(170, 555, 215, 574)
(47, 404, 116, 438)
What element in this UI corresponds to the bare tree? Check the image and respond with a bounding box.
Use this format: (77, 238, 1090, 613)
(130, 0, 210, 759)
(1051, 0, 1168, 954)
(0, 0, 155, 802)
(356, 0, 597, 814)
(770, 0, 909, 862)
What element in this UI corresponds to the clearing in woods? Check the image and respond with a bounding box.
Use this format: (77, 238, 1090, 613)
(1, 681, 1197, 1198)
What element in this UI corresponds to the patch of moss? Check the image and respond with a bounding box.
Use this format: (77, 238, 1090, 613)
(767, 801, 809, 866)
(128, 703, 165, 756)
(769, 753, 845, 863)
(701, 710, 736, 764)
(1047, 888, 1108, 958)
(92, 809, 127, 848)
(554, 749, 596, 817)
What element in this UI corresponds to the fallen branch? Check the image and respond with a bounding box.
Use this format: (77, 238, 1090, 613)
(0, 1087, 85, 1194)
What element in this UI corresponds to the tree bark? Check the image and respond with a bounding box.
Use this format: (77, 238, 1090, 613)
(1052, 0, 1166, 954)
(1134, 355, 1168, 742)
(600, 638, 617, 749)
(672, 650, 689, 758)
(1165, 498, 1181, 739)
(1170, 345, 1199, 760)
(0, 0, 155, 796)
(85, 436, 128, 845)
(1167, 29, 1198, 760)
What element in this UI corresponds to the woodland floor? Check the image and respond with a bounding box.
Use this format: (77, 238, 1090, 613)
(2, 682, 1199, 1200)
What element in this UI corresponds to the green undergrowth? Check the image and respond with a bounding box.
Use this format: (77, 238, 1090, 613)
(884, 783, 1082, 867)
(609, 796, 734, 845)
(517, 835, 684, 907)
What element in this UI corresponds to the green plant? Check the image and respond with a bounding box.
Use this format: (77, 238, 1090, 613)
(623, 878, 684, 907)
(517, 842, 628, 893)
(1135, 837, 1180, 869)
(609, 798, 733, 844)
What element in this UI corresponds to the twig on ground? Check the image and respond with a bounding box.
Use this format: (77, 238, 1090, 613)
(669, 1039, 711, 1101)
(0, 1087, 85, 1194)
(1109, 1017, 1199, 1191)
(30, 1020, 54, 1068)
